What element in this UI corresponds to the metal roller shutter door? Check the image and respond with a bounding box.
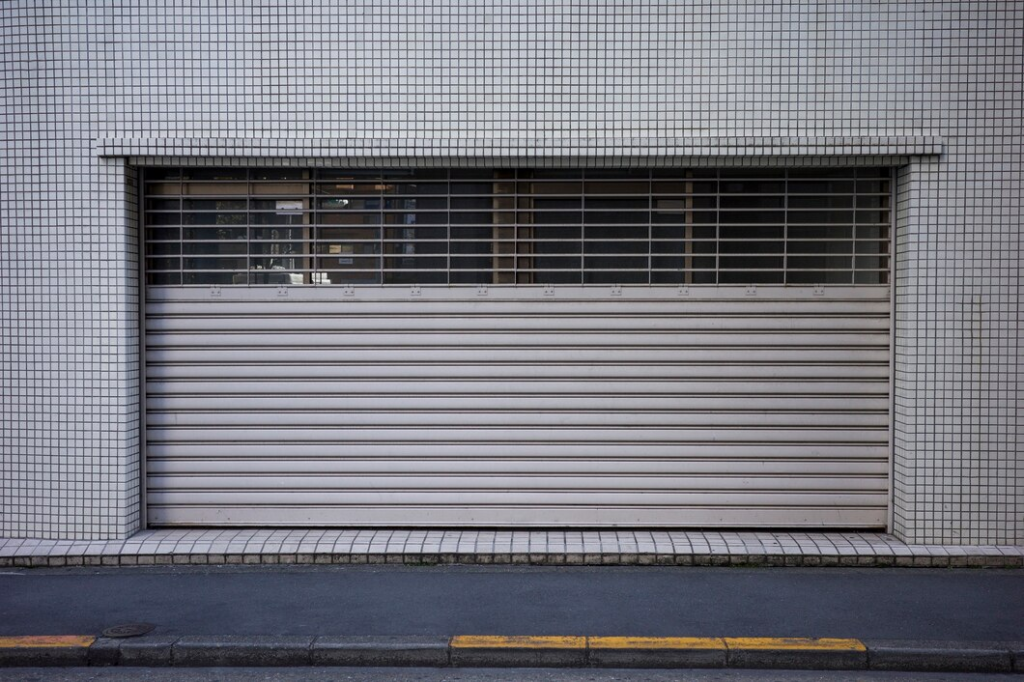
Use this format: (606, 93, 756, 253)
(144, 286, 890, 527)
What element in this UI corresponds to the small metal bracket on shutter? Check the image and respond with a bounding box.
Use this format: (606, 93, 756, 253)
(476, 285, 488, 297)
(342, 286, 355, 297)
(677, 286, 690, 297)
(209, 286, 221, 298)
(745, 285, 758, 297)
(813, 285, 826, 297)
(610, 286, 622, 297)
(409, 286, 421, 297)
(276, 287, 288, 297)
(543, 285, 556, 297)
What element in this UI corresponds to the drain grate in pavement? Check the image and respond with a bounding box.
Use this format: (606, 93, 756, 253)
(101, 623, 155, 638)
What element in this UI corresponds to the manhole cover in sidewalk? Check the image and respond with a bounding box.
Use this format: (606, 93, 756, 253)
(102, 623, 155, 638)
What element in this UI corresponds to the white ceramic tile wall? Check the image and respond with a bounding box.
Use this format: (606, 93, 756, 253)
(893, 2, 1022, 543)
(1, 1, 1020, 543)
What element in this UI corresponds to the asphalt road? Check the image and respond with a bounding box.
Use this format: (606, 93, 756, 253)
(1, 565, 1021, 641)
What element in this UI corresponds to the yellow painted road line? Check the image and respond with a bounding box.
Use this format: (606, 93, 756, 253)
(0, 636, 95, 648)
(590, 636, 725, 650)
(451, 636, 586, 649)
(724, 637, 866, 651)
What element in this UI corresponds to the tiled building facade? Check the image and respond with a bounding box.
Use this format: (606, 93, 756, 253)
(1, 1, 1020, 543)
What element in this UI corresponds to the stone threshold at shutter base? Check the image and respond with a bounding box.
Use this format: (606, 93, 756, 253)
(1, 530, 1021, 569)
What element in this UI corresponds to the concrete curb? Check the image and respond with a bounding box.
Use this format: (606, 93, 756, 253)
(0, 645, 91, 667)
(722, 638, 867, 671)
(450, 636, 587, 668)
(0, 637, 95, 667)
(2, 635, 1023, 672)
(863, 639, 1018, 674)
(588, 636, 726, 669)
(312, 636, 450, 667)
(173, 635, 312, 667)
